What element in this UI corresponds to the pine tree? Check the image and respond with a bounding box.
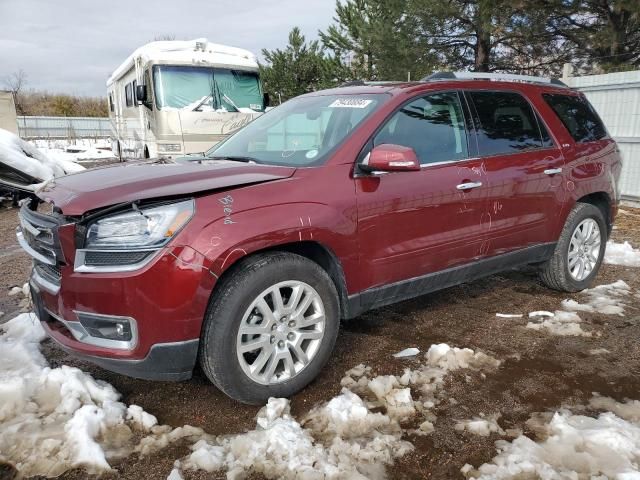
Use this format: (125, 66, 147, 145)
(320, 0, 435, 81)
(409, 0, 572, 74)
(260, 27, 348, 102)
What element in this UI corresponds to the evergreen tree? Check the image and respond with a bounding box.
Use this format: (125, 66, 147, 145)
(547, 0, 640, 71)
(320, 0, 435, 81)
(260, 27, 347, 102)
(409, 0, 572, 74)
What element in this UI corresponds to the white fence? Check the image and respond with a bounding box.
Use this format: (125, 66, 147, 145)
(17, 116, 111, 139)
(565, 70, 640, 201)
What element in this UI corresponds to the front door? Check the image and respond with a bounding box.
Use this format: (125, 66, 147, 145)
(355, 91, 490, 301)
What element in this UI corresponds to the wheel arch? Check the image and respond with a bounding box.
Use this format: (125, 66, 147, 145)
(208, 240, 351, 320)
(575, 191, 612, 236)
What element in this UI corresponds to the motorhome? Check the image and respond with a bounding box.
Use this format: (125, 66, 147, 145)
(107, 39, 266, 159)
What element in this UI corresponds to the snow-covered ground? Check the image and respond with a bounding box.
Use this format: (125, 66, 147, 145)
(2, 267, 640, 479)
(31, 138, 114, 163)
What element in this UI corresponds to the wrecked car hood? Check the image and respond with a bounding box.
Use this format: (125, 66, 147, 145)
(34, 159, 296, 215)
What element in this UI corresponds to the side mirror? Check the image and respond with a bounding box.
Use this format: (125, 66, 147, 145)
(136, 84, 147, 103)
(263, 92, 270, 108)
(361, 144, 421, 173)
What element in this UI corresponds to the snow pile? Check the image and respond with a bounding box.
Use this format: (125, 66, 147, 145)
(605, 240, 640, 267)
(464, 395, 640, 479)
(32, 138, 114, 163)
(561, 279, 631, 316)
(527, 280, 631, 337)
(173, 344, 500, 479)
(0, 128, 85, 189)
(455, 414, 505, 437)
(526, 310, 591, 337)
(0, 313, 159, 477)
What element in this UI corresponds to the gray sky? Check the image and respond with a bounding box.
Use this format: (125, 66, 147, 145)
(0, 0, 336, 97)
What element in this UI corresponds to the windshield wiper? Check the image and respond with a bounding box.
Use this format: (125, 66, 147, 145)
(192, 94, 212, 112)
(209, 155, 260, 164)
(222, 94, 240, 112)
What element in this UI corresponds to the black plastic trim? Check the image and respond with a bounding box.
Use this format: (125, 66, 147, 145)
(49, 336, 199, 381)
(344, 243, 556, 319)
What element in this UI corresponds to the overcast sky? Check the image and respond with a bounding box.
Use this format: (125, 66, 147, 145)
(0, 0, 336, 97)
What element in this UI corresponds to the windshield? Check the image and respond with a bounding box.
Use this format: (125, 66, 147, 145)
(153, 65, 263, 112)
(205, 94, 386, 166)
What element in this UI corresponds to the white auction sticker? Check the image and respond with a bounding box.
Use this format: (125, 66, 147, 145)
(328, 98, 373, 109)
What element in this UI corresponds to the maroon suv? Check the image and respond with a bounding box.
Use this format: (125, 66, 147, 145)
(16, 73, 621, 404)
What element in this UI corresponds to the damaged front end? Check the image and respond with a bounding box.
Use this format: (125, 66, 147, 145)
(17, 196, 214, 381)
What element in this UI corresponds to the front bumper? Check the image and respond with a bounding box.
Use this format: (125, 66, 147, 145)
(45, 318, 199, 381)
(19, 205, 215, 381)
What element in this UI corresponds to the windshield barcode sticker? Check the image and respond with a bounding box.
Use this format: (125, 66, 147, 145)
(328, 98, 373, 109)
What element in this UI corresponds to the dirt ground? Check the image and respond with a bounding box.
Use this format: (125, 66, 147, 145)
(1, 194, 640, 479)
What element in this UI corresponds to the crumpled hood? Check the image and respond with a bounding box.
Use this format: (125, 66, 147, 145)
(36, 159, 296, 215)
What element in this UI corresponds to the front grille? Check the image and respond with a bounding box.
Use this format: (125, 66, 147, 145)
(18, 205, 64, 265)
(35, 262, 62, 285)
(83, 250, 152, 266)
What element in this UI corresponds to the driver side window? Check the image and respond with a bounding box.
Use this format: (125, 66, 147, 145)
(374, 92, 468, 164)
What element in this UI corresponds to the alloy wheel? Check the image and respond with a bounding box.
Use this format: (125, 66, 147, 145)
(236, 281, 325, 385)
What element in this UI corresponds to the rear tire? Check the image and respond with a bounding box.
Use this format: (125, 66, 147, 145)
(199, 252, 340, 404)
(539, 202, 607, 292)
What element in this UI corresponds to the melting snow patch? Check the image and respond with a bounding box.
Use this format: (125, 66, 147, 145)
(605, 241, 640, 267)
(495, 313, 523, 318)
(526, 310, 591, 336)
(172, 344, 501, 479)
(0, 313, 160, 477)
(455, 414, 505, 436)
(561, 279, 631, 316)
(464, 395, 640, 479)
(527, 280, 632, 337)
(392, 347, 420, 358)
(1, 311, 503, 479)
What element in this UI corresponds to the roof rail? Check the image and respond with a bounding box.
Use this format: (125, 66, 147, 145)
(421, 71, 568, 88)
(337, 80, 407, 87)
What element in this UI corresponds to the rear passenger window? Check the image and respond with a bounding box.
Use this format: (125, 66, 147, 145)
(469, 91, 544, 156)
(542, 93, 607, 143)
(374, 92, 468, 164)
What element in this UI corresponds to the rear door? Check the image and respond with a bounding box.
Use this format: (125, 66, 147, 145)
(355, 91, 490, 295)
(464, 90, 566, 256)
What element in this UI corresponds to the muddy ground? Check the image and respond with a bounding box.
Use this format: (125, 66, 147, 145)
(1, 191, 639, 479)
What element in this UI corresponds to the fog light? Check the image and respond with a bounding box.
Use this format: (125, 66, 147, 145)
(77, 312, 133, 341)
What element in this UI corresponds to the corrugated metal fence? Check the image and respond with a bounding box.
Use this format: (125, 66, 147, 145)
(565, 70, 640, 201)
(17, 116, 110, 139)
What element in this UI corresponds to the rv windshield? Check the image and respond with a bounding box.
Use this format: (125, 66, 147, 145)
(204, 93, 387, 167)
(153, 65, 263, 112)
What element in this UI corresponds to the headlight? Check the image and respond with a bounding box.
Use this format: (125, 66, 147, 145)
(85, 199, 194, 249)
(157, 143, 182, 153)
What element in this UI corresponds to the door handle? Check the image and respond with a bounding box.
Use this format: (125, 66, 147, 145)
(544, 168, 562, 175)
(456, 182, 483, 190)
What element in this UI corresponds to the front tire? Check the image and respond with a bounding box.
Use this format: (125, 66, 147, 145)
(539, 202, 607, 292)
(199, 252, 340, 404)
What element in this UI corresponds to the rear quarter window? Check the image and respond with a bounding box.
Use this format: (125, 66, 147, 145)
(542, 93, 608, 143)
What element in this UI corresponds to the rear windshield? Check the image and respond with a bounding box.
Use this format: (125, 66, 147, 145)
(542, 93, 608, 143)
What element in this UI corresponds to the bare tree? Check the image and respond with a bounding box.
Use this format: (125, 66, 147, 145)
(3, 69, 28, 115)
